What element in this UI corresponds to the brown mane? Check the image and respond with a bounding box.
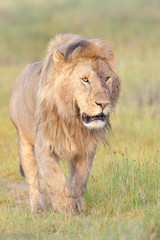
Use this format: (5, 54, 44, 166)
(47, 34, 115, 68)
(36, 34, 119, 158)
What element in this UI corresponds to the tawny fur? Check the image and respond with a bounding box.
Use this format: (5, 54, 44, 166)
(9, 34, 120, 213)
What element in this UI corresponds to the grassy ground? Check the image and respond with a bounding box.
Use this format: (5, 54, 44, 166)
(0, 0, 160, 239)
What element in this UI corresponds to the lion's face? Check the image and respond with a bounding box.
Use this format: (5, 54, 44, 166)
(71, 59, 113, 129)
(54, 57, 120, 130)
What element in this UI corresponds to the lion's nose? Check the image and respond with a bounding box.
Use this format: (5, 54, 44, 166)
(95, 101, 109, 109)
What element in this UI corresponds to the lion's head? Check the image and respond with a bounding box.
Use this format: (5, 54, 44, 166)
(38, 35, 120, 131)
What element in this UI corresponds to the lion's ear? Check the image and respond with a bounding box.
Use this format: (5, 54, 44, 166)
(53, 50, 65, 65)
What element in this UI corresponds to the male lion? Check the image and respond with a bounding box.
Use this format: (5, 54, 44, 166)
(9, 34, 120, 212)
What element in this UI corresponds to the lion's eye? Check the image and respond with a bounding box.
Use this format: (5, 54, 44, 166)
(81, 77, 89, 83)
(105, 76, 110, 82)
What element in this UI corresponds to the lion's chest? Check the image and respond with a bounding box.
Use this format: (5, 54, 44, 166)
(54, 133, 79, 159)
(50, 123, 93, 159)
(44, 118, 98, 160)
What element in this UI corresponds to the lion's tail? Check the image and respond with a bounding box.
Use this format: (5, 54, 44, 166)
(19, 164, 25, 178)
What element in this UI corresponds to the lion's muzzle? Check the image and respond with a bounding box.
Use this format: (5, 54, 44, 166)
(82, 112, 106, 124)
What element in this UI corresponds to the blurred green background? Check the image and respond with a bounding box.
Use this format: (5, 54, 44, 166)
(0, 0, 160, 239)
(0, 0, 160, 108)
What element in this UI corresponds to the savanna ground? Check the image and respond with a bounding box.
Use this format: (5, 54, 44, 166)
(0, 0, 160, 239)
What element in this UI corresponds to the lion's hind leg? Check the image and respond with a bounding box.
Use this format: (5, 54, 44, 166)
(18, 130, 45, 212)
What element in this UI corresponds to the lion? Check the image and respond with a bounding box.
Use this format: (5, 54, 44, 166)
(9, 34, 120, 213)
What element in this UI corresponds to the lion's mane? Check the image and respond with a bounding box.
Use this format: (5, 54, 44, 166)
(36, 34, 120, 158)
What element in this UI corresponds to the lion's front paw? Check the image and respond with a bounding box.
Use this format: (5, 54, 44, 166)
(52, 195, 77, 213)
(52, 195, 85, 213)
(76, 197, 85, 212)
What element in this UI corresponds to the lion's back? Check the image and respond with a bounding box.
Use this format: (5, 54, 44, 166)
(9, 61, 42, 143)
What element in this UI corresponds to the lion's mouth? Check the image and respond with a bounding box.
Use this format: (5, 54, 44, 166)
(82, 112, 106, 124)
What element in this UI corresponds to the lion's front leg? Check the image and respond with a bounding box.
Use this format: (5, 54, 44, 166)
(69, 147, 96, 212)
(35, 132, 77, 212)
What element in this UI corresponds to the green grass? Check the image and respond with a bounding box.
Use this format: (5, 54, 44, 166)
(0, 0, 160, 239)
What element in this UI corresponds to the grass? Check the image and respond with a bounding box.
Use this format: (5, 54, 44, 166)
(0, 0, 160, 239)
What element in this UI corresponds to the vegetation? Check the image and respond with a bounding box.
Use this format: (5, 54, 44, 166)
(0, 0, 160, 239)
